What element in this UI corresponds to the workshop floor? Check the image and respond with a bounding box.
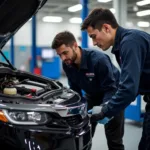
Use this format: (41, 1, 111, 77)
(92, 120, 142, 150)
(58, 76, 143, 150)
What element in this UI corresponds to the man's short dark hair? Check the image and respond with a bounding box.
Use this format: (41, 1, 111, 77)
(81, 8, 118, 31)
(52, 31, 76, 49)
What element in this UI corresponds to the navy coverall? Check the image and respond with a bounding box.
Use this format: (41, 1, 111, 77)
(102, 26, 150, 150)
(63, 48, 124, 150)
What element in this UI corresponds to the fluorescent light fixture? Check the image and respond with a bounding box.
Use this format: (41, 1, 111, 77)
(68, 4, 82, 12)
(97, 0, 112, 3)
(137, 21, 150, 27)
(42, 16, 63, 23)
(136, 0, 150, 6)
(136, 10, 150, 16)
(109, 8, 115, 14)
(69, 17, 82, 24)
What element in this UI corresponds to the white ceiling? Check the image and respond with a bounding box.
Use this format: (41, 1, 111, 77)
(36, 0, 150, 24)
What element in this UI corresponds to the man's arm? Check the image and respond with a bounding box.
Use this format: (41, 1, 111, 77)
(102, 40, 147, 118)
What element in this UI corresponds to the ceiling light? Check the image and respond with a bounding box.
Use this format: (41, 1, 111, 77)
(137, 21, 150, 27)
(136, 10, 150, 16)
(109, 8, 115, 14)
(68, 4, 82, 12)
(69, 17, 82, 24)
(133, 6, 138, 12)
(42, 16, 63, 23)
(136, 0, 150, 6)
(97, 0, 112, 3)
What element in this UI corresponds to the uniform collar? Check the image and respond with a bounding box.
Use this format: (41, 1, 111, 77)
(111, 26, 125, 54)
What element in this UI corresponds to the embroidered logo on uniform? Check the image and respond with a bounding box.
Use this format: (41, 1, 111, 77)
(85, 73, 95, 81)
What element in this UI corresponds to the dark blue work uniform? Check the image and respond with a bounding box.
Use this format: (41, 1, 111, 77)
(63, 48, 124, 150)
(102, 26, 150, 150)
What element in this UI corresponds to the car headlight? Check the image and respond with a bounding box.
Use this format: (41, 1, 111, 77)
(67, 104, 87, 118)
(2, 110, 48, 125)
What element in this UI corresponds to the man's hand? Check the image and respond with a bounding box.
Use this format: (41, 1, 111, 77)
(88, 105, 111, 125)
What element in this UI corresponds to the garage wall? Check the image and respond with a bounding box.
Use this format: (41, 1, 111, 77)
(5, 21, 83, 47)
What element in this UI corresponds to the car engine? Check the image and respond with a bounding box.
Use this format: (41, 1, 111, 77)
(0, 66, 80, 106)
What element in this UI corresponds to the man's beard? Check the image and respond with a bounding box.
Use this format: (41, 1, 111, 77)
(64, 48, 77, 65)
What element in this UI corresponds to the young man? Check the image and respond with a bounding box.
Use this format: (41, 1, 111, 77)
(81, 8, 150, 150)
(51, 31, 124, 150)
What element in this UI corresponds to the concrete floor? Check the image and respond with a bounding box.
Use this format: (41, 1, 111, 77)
(92, 120, 142, 150)
(58, 76, 143, 150)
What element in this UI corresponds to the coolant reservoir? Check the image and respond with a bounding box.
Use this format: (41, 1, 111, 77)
(3, 87, 17, 95)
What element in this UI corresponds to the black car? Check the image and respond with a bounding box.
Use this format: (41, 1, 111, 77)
(0, 0, 92, 150)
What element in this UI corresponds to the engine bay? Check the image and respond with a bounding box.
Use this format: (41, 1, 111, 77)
(0, 74, 56, 97)
(0, 72, 80, 105)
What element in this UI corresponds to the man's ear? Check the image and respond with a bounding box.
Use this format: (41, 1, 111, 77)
(102, 24, 111, 33)
(73, 42, 78, 48)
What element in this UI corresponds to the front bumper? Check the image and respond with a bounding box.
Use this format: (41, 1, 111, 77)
(0, 121, 92, 150)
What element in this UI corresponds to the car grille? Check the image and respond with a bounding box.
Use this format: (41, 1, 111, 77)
(65, 115, 82, 126)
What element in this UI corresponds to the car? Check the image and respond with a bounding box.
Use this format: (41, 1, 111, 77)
(0, 0, 92, 150)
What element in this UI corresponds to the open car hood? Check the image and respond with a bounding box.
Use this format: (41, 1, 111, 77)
(0, 0, 47, 49)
